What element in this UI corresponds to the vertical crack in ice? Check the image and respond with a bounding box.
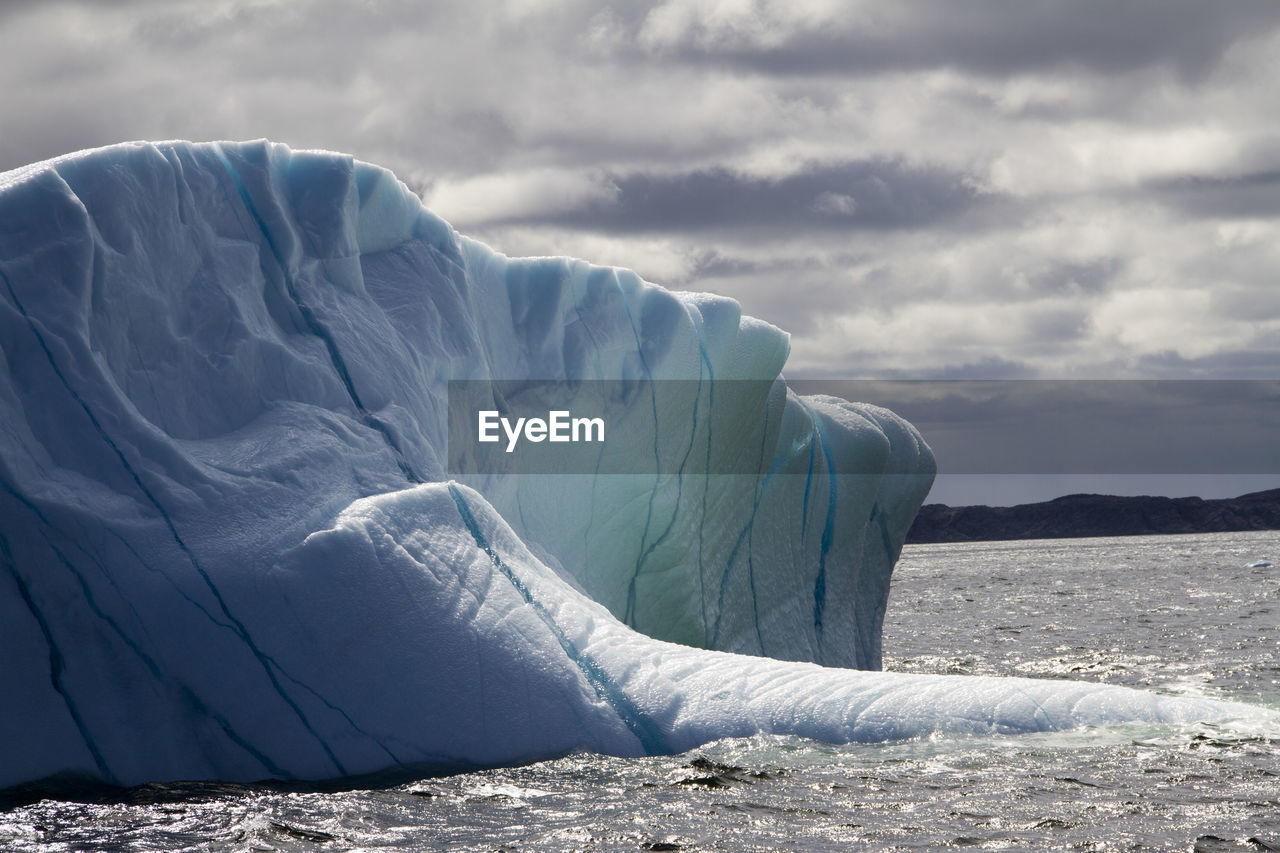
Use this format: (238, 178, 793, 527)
(856, 504, 896, 669)
(0, 262, 350, 778)
(711, 402, 775, 653)
(0, 528, 117, 785)
(625, 326, 705, 637)
(685, 305, 716, 646)
(798, 401, 838, 645)
(747, 408, 774, 653)
(101, 524, 237, 633)
(62, 516, 154, 643)
(614, 278, 662, 627)
(448, 484, 668, 755)
(801, 431, 817, 538)
(82, 467, 408, 764)
(0, 481, 291, 780)
(211, 144, 422, 486)
(567, 269, 607, 567)
(566, 265, 608, 383)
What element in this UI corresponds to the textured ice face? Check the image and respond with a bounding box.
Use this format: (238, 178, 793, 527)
(0, 139, 930, 669)
(0, 141, 1264, 791)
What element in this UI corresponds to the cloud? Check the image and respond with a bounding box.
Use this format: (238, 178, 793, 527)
(457, 160, 992, 234)
(636, 0, 1280, 80)
(427, 169, 620, 228)
(1150, 169, 1280, 220)
(1, 0, 1279, 384)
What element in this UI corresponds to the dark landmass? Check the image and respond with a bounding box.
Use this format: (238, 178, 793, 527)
(906, 488, 1280, 543)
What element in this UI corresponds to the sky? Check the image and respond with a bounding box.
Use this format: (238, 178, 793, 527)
(2, 0, 1278, 503)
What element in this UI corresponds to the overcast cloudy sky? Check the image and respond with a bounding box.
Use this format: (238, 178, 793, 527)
(3, 0, 1278, 501)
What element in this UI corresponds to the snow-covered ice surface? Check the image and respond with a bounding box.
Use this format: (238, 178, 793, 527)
(0, 141, 1270, 792)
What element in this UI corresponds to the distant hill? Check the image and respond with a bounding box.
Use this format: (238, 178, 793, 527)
(906, 488, 1280, 543)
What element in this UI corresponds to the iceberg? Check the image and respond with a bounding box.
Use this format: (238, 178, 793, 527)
(0, 141, 1268, 791)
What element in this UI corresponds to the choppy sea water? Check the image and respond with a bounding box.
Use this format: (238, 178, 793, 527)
(4, 531, 1278, 852)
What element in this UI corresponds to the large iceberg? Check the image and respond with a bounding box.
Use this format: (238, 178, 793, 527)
(0, 141, 1267, 791)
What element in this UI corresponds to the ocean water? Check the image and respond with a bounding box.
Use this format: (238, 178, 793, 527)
(4, 531, 1278, 851)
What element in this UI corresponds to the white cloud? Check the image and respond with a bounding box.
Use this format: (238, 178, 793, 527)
(639, 0, 861, 51)
(990, 124, 1245, 197)
(426, 169, 619, 228)
(1091, 289, 1224, 359)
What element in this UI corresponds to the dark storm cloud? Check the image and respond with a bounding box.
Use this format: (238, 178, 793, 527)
(1028, 258, 1124, 297)
(521, 161, 989, 234)
(647, 1, 1280, 81)
(1130, 348, 1280, 379)
(129, 0, 449, 79)
(1150, 169, 1280, 220)
(787, 379, 1280, 475)
(684, 249, 833, 280)
(0, 1, 41, 24)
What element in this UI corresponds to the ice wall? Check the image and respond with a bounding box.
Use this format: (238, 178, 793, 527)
(0, 139, 929, 669)
(1, 141, 1261, 792)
